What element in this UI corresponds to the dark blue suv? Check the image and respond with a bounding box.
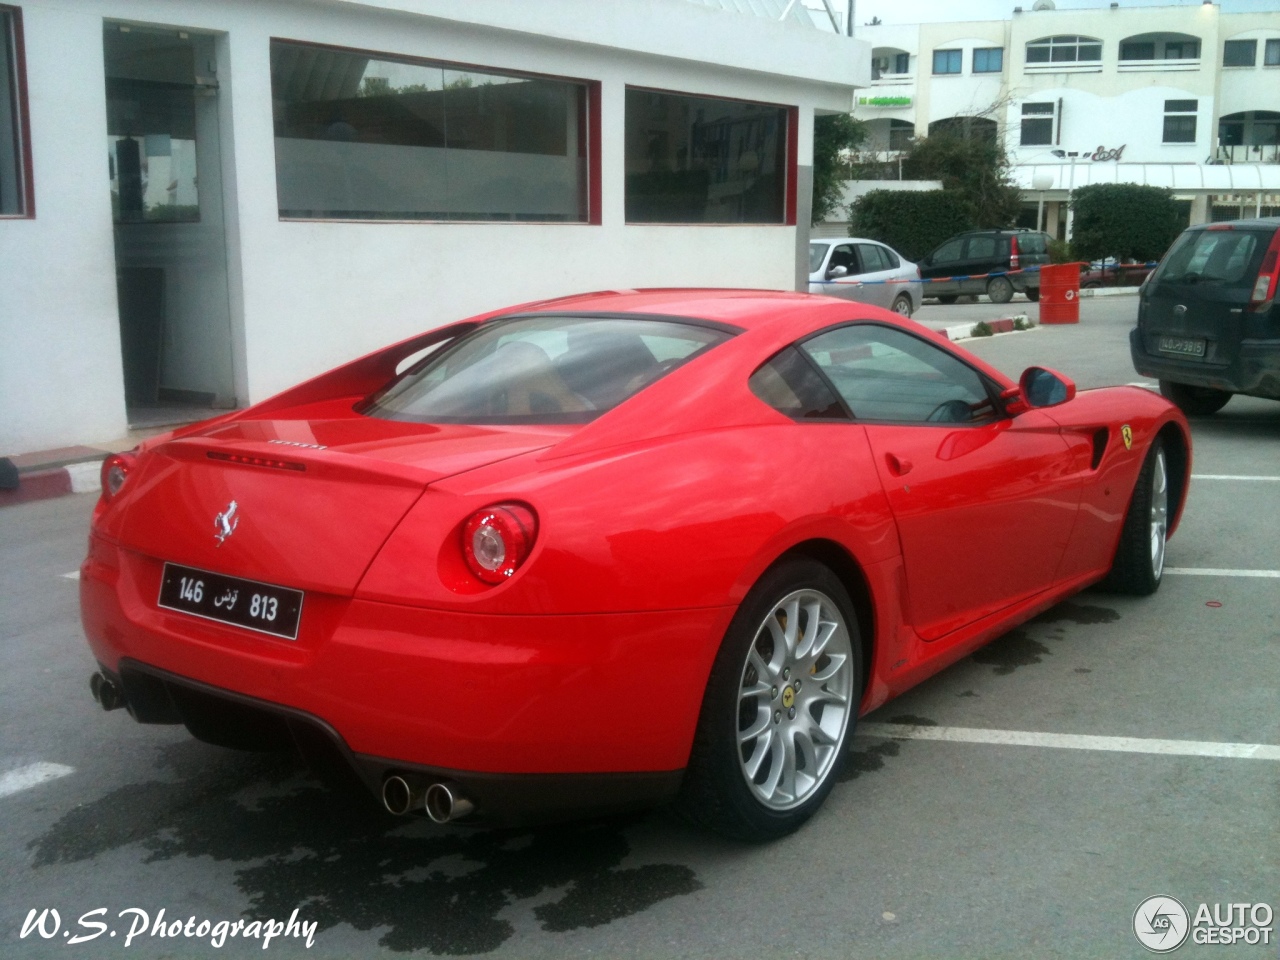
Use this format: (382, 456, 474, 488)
(1131, 218, 1280, 414)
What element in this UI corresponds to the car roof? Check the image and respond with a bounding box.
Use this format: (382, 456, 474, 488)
(1185, 217, 1280, 231)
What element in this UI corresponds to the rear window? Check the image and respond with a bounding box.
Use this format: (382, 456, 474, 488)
(1154, 228, 1271, 288)
(1018, 233, 1048, 255)
(363, 315, 731, 424)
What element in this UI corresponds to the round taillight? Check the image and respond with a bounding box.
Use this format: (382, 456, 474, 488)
(461, 503, 537, 585)
(100, 453, 135, 500)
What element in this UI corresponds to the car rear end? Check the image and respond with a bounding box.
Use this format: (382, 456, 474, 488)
(1131, 219, 1280, 404)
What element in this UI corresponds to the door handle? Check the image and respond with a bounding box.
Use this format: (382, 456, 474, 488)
(885, 453, 913, 477)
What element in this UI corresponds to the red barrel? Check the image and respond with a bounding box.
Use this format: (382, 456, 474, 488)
(1038, 262, 1083, 324)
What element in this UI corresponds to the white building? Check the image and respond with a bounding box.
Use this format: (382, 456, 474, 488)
(851, 2, 1280, 238)
(0, 0, 866, 457)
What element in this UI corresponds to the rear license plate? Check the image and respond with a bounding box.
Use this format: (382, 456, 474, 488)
(1157, 336, 1206, 357)
(158, 563, 303, 640)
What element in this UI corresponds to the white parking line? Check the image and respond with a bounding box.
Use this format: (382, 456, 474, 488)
(1127, 381, 1159, 389)
(1192, 474, 1280, 481)
(0, 762, 76, 799)
(856, 724, 1280, 760)
(61, 570, 80, 580)
(1166, 567, 1280, 578)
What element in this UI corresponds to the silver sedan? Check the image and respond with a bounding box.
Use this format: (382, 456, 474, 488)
(808, 238, 922, 316)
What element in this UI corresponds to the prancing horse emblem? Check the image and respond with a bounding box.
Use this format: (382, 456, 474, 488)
(214, 500, 239, 546)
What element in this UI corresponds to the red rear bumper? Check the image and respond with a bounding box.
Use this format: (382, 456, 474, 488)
(80, 534, 732, 775)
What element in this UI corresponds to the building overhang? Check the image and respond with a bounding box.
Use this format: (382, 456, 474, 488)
(1013, 162, 1280, 196)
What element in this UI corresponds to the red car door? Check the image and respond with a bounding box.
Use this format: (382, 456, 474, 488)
(799, 323, 1082, 641)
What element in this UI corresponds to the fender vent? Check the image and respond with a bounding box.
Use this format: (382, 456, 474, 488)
(1090, 428, 1109, 470)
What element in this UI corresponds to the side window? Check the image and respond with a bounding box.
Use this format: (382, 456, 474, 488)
(828, 244, 857, 274)
(800, 325, 996, 424)
(966, 236, 997, 260)
(856, 243, 889, 272)
(932, 239, 964, 264)
(878, 245, 900, 269)
(749, 348, 849, 421)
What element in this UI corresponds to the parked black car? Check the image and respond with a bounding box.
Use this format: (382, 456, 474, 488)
(918, 229, 1052, 304)
(1131, 217, 1280, 415)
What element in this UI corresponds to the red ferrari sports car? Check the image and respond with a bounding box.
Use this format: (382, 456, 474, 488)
(81, 289, 1190, 840)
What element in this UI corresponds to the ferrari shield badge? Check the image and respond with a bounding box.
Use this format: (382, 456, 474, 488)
(1121, 425, 1133, 450)
(214, 500, 239, 546)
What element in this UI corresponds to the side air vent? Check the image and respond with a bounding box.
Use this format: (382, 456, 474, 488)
(1090, 428, 1109, 470)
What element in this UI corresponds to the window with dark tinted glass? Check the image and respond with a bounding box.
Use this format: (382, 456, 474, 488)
(933, 49, 962, 74)
(0, 6, 32, 217)
(749, 348, 848, 421)
(364, 316, 730, 424)
(1120, 41, 1155, 60)
(625, 88, 788, 224)
(1165, 40, 1199, 59)
(973, 47, 1003, 73)
(1265, 38, 1280, 66)
(270, 41, 591, 221)
(1223, 39, 1257, 66)
(800, 325, 995, 424)
(1163, 100, 1197, 143)
(931, 238, 964, 264)
(966, 236, 997, 260)
(1021, 102, 1054, 145)
(1154, 229, 1268, 288)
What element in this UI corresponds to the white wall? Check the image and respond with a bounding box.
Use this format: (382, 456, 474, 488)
(0, 0, 865, 456)
(0, 4, 125, 455)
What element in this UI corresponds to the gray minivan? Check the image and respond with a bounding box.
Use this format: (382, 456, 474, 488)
(1130, 217, 1280, 414)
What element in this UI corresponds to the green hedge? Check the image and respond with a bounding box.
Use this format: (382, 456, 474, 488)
(847, 189, 974, 261)
(1070, 183, 1184, 264)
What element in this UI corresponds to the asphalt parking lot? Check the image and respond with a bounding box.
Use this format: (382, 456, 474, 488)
(2, 294, 1277, 959)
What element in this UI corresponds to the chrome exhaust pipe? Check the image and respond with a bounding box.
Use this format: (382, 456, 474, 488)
(424, 781, 474, 823)
(89, 672, 125, 712)
(381, 775, 425, 816)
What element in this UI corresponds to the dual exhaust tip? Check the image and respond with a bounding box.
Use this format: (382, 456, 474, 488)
(90, 672, 125, 712)
(382, 775, 474, 823)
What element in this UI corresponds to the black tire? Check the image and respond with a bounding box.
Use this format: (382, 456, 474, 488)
(987, 276, 1014, 304)
(1025, 287, 1040, 302)
(677, 558, 862, 841)
(891, 294, 913, 317)
(1099, 439, 1169, 596)
(1159, 380, 1232, 416)
(1082, 281, 1102, 290)
(936, 294, 959, 305)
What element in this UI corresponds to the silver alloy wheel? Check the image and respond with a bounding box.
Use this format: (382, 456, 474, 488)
(735, 589, 854, 811)
(1149, 448, 1168, 578)
(892, 295, 912, 316)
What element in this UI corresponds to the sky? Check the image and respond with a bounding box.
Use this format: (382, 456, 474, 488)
(851, 0, 1280, 25)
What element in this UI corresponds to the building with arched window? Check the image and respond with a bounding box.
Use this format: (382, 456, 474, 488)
(848, 3, 1280, 239)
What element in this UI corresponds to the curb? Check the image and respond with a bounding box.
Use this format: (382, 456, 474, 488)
(0, 460, 101, 509)
(944, 316, 1036, 342)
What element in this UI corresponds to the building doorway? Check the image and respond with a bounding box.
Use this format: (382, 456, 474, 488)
(104, 22, 236, 426)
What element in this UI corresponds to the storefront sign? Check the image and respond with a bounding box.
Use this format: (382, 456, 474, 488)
(858, 96, 912, 107)
(1090, 144, 1125, 161)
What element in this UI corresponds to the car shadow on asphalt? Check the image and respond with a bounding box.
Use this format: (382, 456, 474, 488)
(28, 741, 702, 955)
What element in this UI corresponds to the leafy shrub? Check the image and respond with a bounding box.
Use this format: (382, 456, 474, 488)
(971, 321, 994, 337)
(847, 189, 974, 261)
(1070, 184, 1184, 264)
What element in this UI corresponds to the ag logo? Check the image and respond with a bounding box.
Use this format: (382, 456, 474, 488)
(1133, 895, 1190, 953)
(1121, 424, 1133, 450)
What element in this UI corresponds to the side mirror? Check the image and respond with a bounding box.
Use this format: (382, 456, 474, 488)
(827, 264, 849, 280)
(1019, 366, 1077, 409)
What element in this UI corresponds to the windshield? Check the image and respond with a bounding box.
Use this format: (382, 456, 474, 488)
(1154, 228, 1269, 288)
(809, 243, 831, 274)
(362, 315, 732, 424)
